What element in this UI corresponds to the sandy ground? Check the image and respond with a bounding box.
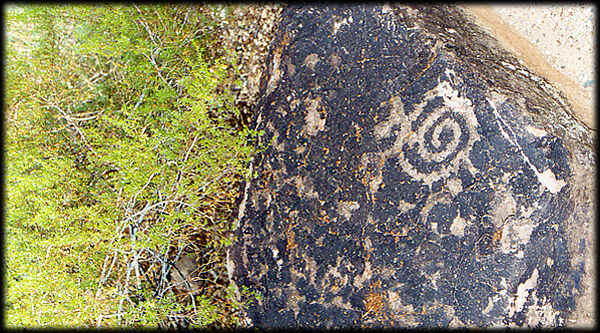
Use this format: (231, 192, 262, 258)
(461, 4, 596, 130)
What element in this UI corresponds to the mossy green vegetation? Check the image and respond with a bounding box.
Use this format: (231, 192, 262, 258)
(5, 4, 262, 327)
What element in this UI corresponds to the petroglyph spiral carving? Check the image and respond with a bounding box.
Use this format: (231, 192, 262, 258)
(379, 78, 480, 186)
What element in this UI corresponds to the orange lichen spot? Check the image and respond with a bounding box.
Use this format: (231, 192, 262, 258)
(491, 227, 503, 244)
(302, 142, 313, 164)
(364, 291, 385, 316)
(361, 174, 369, 187)
(356, 125, 362, 142)
(370, 193, 377, 205)
(286, 226, 298, 251)
(385, 224, 409, 238)
(281, 32, 291, 47)
(363, 280, 391, 323)
(316, 214, 331, 226)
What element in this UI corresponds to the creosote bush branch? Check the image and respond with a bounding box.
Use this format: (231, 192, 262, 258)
(5, 4, 263, 327)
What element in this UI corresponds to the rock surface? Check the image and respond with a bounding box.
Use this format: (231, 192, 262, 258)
(227, 4, 595, 328)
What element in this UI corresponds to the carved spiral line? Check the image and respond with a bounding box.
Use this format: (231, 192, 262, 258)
(395, 80, 480, 186)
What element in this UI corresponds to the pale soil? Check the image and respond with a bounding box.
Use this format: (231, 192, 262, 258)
(461, 5, 596, 130)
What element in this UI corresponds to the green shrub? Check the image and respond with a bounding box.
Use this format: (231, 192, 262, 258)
(5, 4, 262, 327)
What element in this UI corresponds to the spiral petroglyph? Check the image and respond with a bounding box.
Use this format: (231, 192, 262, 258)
(376, 77, 480, 187)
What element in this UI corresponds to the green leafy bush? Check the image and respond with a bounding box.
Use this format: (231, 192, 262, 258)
(5, 4, 262, 327)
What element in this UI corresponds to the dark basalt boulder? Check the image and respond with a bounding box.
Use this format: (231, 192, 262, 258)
(227, 4, 596, 328)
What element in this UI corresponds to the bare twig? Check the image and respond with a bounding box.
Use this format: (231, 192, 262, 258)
(142, 52, 172, 89)
(133, 90, 146, 112)
(43, 102, 97, 155)
(128, 172, 159, 209)
(184, 134, 198, 162)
